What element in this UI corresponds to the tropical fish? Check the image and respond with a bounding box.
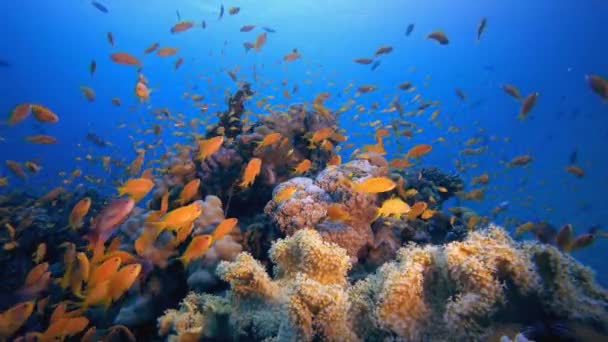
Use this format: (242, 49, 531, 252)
(110, 52, 141, 66)
(91, 1, 108, 13)
(501, 84, 523, 100)
(89, 198, 135, 248)
(31, 104, 59, 123)
(80, 86, 96, 102)
(218, 4, 224, 19)
(108, 264, 142, 302)
(240, 25, 256, 32)
(240, 158, 262, 188)
(197, 136, 224, 160)
(170, 21, 194, 34)
(211, 218, 238, 241)
(254, 32, 267, 51)
(293, 159, 311, 174)
(472, 172, 489, 185)
(407, 201, 428, 219)
(69, 197, 92, 230)
(118, 178, 154, 202)
(174, 57, 184, 70)
(354, 58, 373, 65)
(398, 82, 413, 91)
(565, 164, 585, 178)
(33, 316, 89, 341)
(274, 185, 298, 203)
(26, 134, 58, 144)
(405, 23, 415, 36)
(518, 92, 539, 120)
(88, 257, 122, 287)
(0, 301, 34, 339)
(157, 47, 178, 57)
(427, 30, 449, 44)
(354, 177, 396, 193)
(477, 17, 487, 41)
(32, 243, 47, 263)
(257, 132, 282, 149)
(262, 27, 276, 33)
(144, 42, 160, 54)
(228, 7, 240, 15)
(107, 32, 114, 46)
(283, 48, 301, 62)
(508, 155, 532, 167)
(326, 204, 351, 222)
(135, 80, 151, 102)
(586, 74, 608, 100)
(374, 45, 393, 56)
(180, 235, 213, 266)
(357, 85, 377, 93)
(376, 197, 410, 219)
(8, 103, 31, 125)
(406, 144, 432, 158)
(155, 201, 203, 232)
(89, 60, 96, 76)
(178, 178, 200, 204)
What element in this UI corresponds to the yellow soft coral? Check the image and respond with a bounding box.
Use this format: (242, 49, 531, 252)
(269, 229, 351, 285)
(216, 252, 279, 300)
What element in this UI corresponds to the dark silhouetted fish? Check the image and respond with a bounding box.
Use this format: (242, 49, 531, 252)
(202, 20, 207, 29)
(86, 132, 108, 147)
(176, 10, 181, 21)
(569, 148, 578, 164)
(370, 60, 380, 71)
(405, 24, 414, 36)
(91, 1, 108, 13)
(262, 27, 276, 33)
(218, 4, 224, 19)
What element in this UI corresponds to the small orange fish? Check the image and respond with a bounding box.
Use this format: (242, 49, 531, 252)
(327, 154, 341, 166)
(375, 45, 393, 56)
(157, 47, 178, 57)
(427, 30, 449, 44)
(31, 104, 59, 123)
(354, 177, 396, 193)
(32, 243, 47, 264)
(88, 257, 122, 287)
(293, 159, 311, 174)
(81, 281, 111, 309)
(178, 178, 200, 204)
(326, 203, 351, 222)
(556, 224, 574, 252)
(228, 6, 240, 15)
(0, 301, 34, 339)
(463, 189, 484, 201)
(406, 144, 432, 158)
(240, 24, 256, 32)
(156, 201, 203, 232)
(239, 158, 262, 188)
(357, 85, 377, 93)
(5, 160, 26, 179)
(283, 48, 301, 62)
(586, 74, 608, 100)
(108, 264, 142, 302)
(565, 164, 585, 178)
(274, 185, 298, 203)
(211, 218, 238, 241)
(170, 21, 194, 34)
(501, 84, 522, 100)
(389, 158, 412, 169)
(472, 172, 489, 185)
(37, 316, 89, 341)
(407, 202, 428, 219)
(508, 155, 532, 167)
(257, 132, 282, 148)
(118, 178, 154, 202)
(180, 235, 213, 266)
(69, 197, 92, 230)
(518, 92, 539, 120)
(254, 32, 267, 51)
(26, 134, 57, 144)
(197, 136, 224, 160)
(135, 81, 151, 102)
(129, 151, 145, 176)
(80, 86, 96, 102)
(7, 103, 31, 125)
(110, 52, 141, 66)
(144, 42, 160, 54)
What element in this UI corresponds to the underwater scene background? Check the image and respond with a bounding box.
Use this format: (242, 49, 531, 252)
(1, 0, 608, 341)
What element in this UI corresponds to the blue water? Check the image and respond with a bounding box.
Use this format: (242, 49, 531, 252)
(1, 0, 607, 285)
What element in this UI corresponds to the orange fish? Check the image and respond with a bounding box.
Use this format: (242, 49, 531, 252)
(155, 201, 203, 232)
(81, 281, 111, 309)
(254, 32, 267, 51)
(406, 144, 432, 158)
(326, 204, 351, 222)
(389, 158, 412, 169)
(197, 136, 224, 160)
(80, 86, 96, 102)
(211, 218, 238, 241)
(135, 81, 151, 102)
(374, 45, 393, 56)
(108, 264, 142, 302)
(5, 160, 26, 179)
(501, 84, 522, 100)
(283, 48, 301, 62)
(274, 185, 298, 203)
(7, 103, 31, 125)
(129, 151, 145, 176)
(518, 92, 539, 120)
(508, 155, 532, 167)
(407, 202, 428, 219)
(174, 57, 184, 70)
(32, 243, 47, 264)
(328, 154, 341, 166)
(170, 21, 194, 34)
(157, 47, 178, 57)
(144, 42, 160, 54)
(565, 164, 585, 178)
(354, 177, 396, 193)
(178, 178, 200, 204)
(88, 256, 122, 287)
(89, 198, 135, 250)
(472, 172, 489, 185)
(69, 197, 92, 230)
(427, 30, 449, 44)
(239, 158, 262, 188)
(110, 52, 141, 66)
(228, 6, 240, 15)
(26, 134, 57, 144)
(31, 104, 59, 123)
(293, 159, 311, 174)
(240, 24, 255, 32)
(357, 85, 377, 93)
(36, 316, 89, 341)
(118, 178, 154, 202)
(586, 74, 608, 100)
(179, 235, 213, 266)
(257, 132, 282, 149)
(0, 301, 34, 339)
